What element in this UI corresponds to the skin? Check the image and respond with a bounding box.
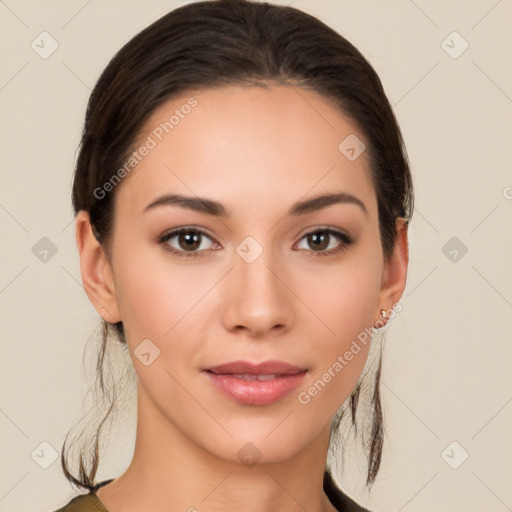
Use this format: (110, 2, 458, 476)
(76, 85, 408, 512)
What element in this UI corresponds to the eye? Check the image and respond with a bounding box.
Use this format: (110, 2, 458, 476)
(159, 227, 219, 258)
(295, 228, 354, 256)
(158, 226, 354, 259)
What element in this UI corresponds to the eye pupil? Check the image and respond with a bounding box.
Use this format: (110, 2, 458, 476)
(309, 232, 329, 251)
(179, 232, 201, 251)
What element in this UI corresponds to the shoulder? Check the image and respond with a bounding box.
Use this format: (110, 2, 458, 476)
(50, 481, 112, 512)
(323, 471, 375, 512)
(51, 493, 107, 512)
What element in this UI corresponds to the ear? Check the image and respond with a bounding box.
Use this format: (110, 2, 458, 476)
(377, 217, 409, 315)
(75, 210, 121, 324)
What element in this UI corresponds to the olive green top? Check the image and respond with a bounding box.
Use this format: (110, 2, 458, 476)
(53, 492, 110, 512)
(52, 472, 372, 511)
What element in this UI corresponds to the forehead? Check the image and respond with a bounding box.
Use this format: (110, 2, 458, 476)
(115, 85, 376, 218)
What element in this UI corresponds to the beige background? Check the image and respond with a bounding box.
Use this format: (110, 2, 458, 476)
(1, 1, 511, 511)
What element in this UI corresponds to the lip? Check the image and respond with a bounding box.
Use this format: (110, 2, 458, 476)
(203, 360, 308, 406)
(205, 360, 306, 375)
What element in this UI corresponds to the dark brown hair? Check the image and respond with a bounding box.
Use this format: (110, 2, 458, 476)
(63, 0, 413, 493)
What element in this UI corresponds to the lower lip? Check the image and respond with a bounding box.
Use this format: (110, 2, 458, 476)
(203, 371, 308, 406)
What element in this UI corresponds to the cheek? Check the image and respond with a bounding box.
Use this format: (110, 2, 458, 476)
(111, 250, 212, 401)
(298, 245, 382, 344)
(294, 248, 382, 411)
(112, 244, 217, 342)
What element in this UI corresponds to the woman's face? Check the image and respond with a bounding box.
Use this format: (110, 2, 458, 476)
(88, 85, 404, 465)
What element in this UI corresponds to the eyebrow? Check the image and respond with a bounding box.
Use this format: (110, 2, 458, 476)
(143, 191, 368, 217)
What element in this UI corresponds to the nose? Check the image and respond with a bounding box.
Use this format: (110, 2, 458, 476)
(220, 243, 294, 338)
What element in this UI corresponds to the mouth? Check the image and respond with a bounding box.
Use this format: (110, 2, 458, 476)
(202, 360, 308, 406)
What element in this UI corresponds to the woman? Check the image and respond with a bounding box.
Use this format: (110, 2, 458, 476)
(54, 0, 412, 510)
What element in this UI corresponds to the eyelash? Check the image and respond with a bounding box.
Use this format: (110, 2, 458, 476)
(158, 226, 354, 259)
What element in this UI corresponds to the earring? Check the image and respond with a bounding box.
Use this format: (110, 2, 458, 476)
(373, 309, 389, 329)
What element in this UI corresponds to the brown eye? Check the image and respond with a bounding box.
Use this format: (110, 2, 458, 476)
(177, 231, 202, 251)
(159, 227, 218, 258)
(295, 228, 354, 256)
(307, 232, 330, 251)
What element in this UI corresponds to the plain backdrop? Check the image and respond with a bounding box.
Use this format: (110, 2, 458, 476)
(1, 1, 511, 511)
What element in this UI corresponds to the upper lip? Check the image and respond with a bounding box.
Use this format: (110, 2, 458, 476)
(205, 360, 307, 375)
